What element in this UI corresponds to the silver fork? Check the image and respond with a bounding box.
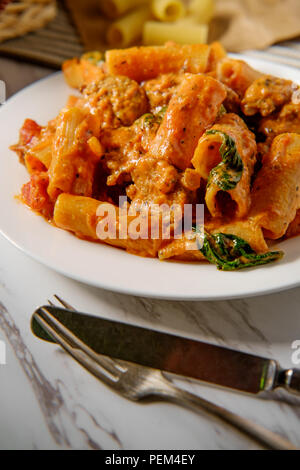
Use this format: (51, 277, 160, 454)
(33, 295, 298, 451)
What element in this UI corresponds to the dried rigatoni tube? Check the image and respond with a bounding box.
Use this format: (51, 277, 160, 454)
(151, 0, 185, 22)
(106, 6, 151, 47)
(99, 0, 149, 19)
(143, 19, 208, 45)
(188, 0, 214, 23)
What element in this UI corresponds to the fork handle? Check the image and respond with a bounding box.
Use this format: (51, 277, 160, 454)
(152, 379, 297, 450)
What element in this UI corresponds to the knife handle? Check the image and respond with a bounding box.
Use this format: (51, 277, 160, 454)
(154, 378, 297, 450)
(280, 369, 300, 395)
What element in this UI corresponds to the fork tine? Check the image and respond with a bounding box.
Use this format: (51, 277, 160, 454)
(49, 297, 128, 373)
(34, 312, 120, 387)
(38, 302, 296, 450)
(53, 295, 76, 311)
(37, 306, 122, 379)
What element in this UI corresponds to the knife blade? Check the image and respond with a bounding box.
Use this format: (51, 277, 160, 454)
(31, 306, 300, 395)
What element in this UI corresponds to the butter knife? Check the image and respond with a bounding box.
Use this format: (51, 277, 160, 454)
(31, 305, 300, 396)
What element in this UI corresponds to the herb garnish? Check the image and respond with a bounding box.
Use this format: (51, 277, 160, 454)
(217, 104, 227, 118)
(195, 230, 283, 271)
(82, 51, 103, 66)
(206, 131, 243, 191)
(140, 105, 168, 130)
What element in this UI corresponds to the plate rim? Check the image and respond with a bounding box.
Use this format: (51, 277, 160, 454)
(1, 55, 300, 301)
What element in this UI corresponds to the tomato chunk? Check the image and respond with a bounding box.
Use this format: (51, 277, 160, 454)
(21, 173, 53, 218)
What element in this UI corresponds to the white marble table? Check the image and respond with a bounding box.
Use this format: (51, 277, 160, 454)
(0, 58, 300, 451)
(1, 232, 300, 450)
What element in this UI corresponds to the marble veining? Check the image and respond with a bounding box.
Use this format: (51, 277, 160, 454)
(0, 300, 124, 450)
(0, 232, 300, 449)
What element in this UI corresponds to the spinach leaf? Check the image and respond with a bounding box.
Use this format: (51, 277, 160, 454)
(206, 130, 243, 191)
(141, 113, 156, 130)
(156, 105, 168, 120)
(195, 230, 283, 271)
(81, 51, 103, 65)
(217, 104, 227, 119)
(140, 106, 167, 130)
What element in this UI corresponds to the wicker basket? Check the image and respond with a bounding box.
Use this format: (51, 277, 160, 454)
(0, 0, 56, 42)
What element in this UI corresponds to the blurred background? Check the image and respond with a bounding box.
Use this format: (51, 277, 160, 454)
(0, 0, 299, 97)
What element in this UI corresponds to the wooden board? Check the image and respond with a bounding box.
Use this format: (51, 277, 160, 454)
(0, 1, 84, 69)
(0, 1, 299, 70)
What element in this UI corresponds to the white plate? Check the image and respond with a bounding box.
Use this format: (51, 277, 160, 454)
(0, 56, 299, 301)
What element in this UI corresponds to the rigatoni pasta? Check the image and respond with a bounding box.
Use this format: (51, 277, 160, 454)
(106, 42, 214, 81)
(149, 74, 227, 169)
(99, 0, 149, 19)
(216, 58, 262, 98)
(48, 107, 100, 201)
(98, 0, 216, 48)
(106, 5, 151, 47)
(25, 135, 53, 172)
(188, 0, 215, 23)
(54, 194, 163, 257)
(11, 42, 300, 271)
(151, 0, 185, 22)
(192, 113, 257, 218)
(143, 19, 208, 45)
(250, 133, 300, 239)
